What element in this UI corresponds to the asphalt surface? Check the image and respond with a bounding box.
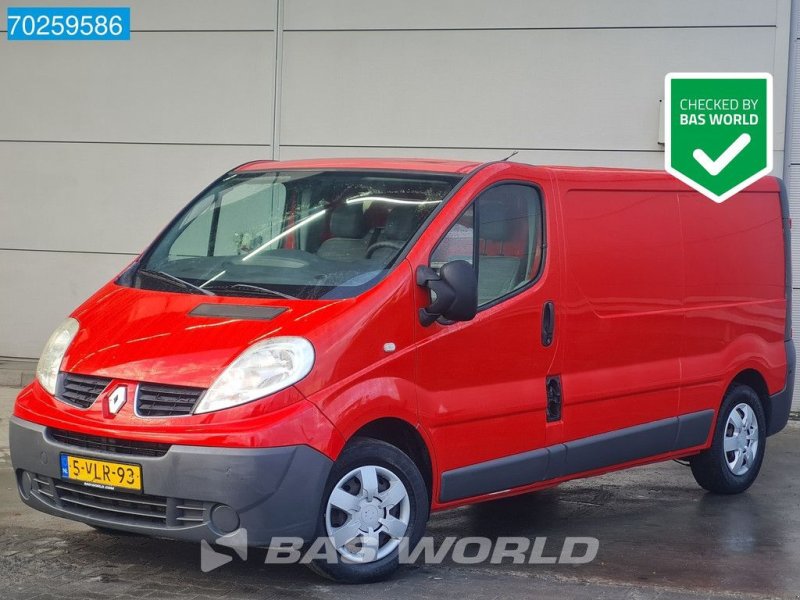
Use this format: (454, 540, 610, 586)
(0, 386, 798, 599)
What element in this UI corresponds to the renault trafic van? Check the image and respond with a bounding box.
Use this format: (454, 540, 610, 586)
(10, 159, 794, 582)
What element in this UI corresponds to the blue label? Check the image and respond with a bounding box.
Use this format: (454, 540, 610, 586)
(7, 7, 130, 41)
(60, 454, 69, 478)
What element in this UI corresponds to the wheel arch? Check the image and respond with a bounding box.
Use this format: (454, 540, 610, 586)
(350, 417, 433, 504)
(728, 368, 770, 426)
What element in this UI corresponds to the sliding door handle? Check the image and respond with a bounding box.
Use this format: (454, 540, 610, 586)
(541, 300, 555, 347)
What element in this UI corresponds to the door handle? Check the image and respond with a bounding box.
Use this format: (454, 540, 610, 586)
(541, 300, 555, 347)
(546, 375, 562, 422)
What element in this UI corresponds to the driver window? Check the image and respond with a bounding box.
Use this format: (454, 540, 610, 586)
(430, 206, 474, 268)
(430, 184, 543, 306)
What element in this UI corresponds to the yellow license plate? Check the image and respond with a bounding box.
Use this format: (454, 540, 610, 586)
(60, 454, 142, 492)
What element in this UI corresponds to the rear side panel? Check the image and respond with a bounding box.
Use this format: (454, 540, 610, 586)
(554, 170, 788, 447)
(679, 188, 787, 419)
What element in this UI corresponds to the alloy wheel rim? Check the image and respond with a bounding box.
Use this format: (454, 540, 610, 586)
(724, 403, 759, 476)
(325, 464, 411, 563)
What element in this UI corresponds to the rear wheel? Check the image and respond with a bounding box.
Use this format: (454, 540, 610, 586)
(690, 384, 766, 494)
(306, 438, 429, 583)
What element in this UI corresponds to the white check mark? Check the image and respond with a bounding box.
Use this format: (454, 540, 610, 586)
(692, 133, 751, 176)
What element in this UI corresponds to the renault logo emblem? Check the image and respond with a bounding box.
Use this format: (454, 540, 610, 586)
(106, 386, 127, 415)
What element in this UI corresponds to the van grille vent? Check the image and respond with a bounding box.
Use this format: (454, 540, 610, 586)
(30, 474, 205, 527)
(136, 384, 205, 417)
(48, 428, 171, 458)
(57, 373, 112, 409)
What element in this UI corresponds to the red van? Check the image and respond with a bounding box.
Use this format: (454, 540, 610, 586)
(10, 159, 794, 582)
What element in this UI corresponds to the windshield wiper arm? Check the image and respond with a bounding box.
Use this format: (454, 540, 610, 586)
(207, 282, 299, 300)
(138, 269, 215, 296)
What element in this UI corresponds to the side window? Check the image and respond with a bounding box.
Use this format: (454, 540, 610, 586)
(431, 184, 543, 307)
(430, 205, 474, 268)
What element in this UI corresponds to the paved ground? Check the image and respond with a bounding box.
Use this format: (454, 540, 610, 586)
(0, 385, 798, 599)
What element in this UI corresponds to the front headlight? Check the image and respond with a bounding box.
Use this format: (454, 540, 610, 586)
(194, 336, 315, 414)
(36, 318, 79, 395)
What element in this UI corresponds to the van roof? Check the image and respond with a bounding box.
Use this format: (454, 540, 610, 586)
(233, 158, 781, 192)
(542, 164, 780, 192)
(234, 157, 482, 175)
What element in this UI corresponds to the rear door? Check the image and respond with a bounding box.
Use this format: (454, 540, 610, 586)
(412, 173, 563, 503)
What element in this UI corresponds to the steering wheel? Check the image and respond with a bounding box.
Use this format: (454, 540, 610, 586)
(366, 241, 404, 259)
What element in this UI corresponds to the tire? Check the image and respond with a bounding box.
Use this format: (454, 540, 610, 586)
(306, 438, 429, 583)
(690, 384, 766, 494)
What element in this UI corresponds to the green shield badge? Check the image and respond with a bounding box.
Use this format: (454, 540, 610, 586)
(665, 73, 772, 203)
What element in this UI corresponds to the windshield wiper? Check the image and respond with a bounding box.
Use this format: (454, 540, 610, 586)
(138, 269, 215, 296)
(206, 282, 299, 300)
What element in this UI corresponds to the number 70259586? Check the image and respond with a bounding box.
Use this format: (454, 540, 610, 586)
(7, 7, 130, 41)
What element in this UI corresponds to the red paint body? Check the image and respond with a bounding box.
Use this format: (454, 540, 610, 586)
(14, 159, 790, 512)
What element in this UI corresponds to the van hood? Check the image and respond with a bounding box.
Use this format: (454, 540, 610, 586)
(64, 283, 351, 388)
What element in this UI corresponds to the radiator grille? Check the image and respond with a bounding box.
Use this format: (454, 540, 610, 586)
(49, 428, 171, 458)
(31, 474, 205, 527)
(136, 383, 204, 417)
(54, 373, 207, 417)
(56, 373, 111, 409)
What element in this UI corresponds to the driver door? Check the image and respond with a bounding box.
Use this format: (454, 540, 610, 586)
(413, 180, 563, 503)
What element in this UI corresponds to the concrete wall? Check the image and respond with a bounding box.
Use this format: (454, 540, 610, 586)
(0, 0, 275, 357)
(0, 0, 795, 407)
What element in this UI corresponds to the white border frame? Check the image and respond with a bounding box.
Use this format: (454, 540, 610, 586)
(664, 72, 773, 203)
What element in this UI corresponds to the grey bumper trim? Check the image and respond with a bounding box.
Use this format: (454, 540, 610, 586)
(766, 339, 795, 436)
(9, 416, 332, 545)
(439, 410, 714, 503)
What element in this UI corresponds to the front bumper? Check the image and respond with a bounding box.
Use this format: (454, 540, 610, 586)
(10, 416, 332, 545)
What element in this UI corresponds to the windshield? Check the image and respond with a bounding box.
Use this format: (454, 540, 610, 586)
(129, 170, 462, 300)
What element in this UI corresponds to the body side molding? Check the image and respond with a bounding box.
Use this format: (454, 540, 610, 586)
(439, 409, 715, 502)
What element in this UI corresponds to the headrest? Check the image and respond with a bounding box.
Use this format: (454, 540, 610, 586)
(330, 203, 368, 239)
(479, 200, 512, 241)
(364, 203, 389, 229)
(384, 206, 417, 240)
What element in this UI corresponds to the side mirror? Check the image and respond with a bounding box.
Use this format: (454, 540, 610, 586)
(416, 260, 478, 326)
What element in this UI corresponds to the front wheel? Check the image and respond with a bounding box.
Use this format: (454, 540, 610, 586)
(307, 438, 429, 583)
(690, 384, 766, 494)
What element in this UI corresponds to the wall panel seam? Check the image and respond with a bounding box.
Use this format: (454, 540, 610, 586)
(281, 25, 778, 33)
(0, 248, 138, 256)
(271, 0, 284, 159)
(0, 139, 271, 147)
(280, 144, 665, 152)
(0, 29, 275, 33)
